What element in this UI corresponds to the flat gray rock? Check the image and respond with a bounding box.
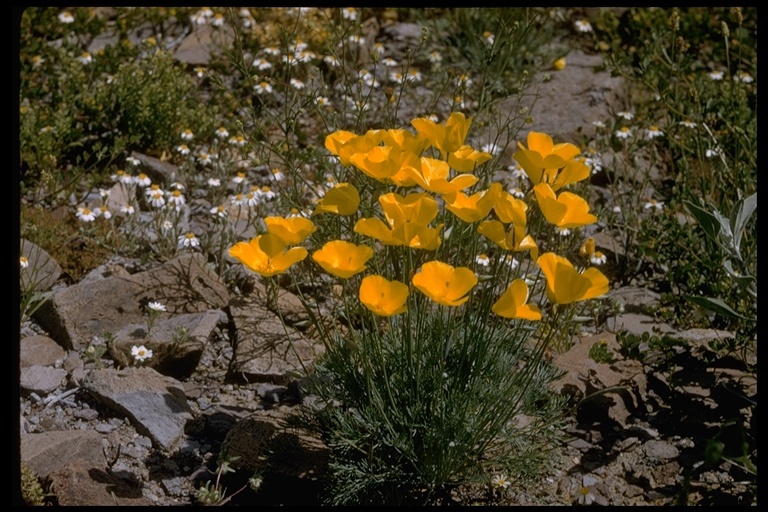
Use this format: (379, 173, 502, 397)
(20, 335, 67, 368)
(84, 366, 193, 451)
(20, 366, 67, 395)
(20, 429, 105, 478)
(36, 253, 230, 350)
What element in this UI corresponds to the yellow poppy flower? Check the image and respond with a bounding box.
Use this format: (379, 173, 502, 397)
(325, 130, 357, 158)
(228, 233, 308, 277)
(349, 145, 403, 181)
(382, 128, 430, 155)
(533, 183, 597, 228)
(359, 275, 409, 316)
(537, 252, 609, 304)
(313, 183, 361, 216)
(493, 190, 528, 226)
(388, 151, 422, 187)
(411, 112, 472, 157)
(354, 193, 442, 250)
(312, 240, 374, 279)
(477, 220, 538, 259)
(512, 131, 581, 185)
(579, 237, 596, 259)
(447, 145, 493, 173)
(412, 260, 477, 307)
(264, 216, 317, 245)
(336, 129, 386, 166)
(403, 156, 479, 194)
(550, 157, 590, 191)
(492, 279, 542, 320)
(444, 182, 501, 223)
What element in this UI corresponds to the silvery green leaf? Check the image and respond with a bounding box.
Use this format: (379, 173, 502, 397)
(722, 259, 755, 286)
(729, 192, 756, 257)
(683, 200, 720, 243)
(687, 295, 750, 320)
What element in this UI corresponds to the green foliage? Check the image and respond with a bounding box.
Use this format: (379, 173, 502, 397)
(311, 311, 566, 505)
(588, 340, 615, 364)
(20, 461, 49, 506)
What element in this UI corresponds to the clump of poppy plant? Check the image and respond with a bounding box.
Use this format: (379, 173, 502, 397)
(228, 118, 608, 505)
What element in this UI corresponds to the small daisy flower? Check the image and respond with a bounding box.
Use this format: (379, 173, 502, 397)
(145, 183, 164, 198)
(457, 73, 473, 87)
(290, 38, 308, 53)
(708, 70, 724, 81)
(228, 135, 246, 147)
(555, 226, 571, 236)
(475, 254, 491, 267)
(198, 152, 214, 166)
(95, 206, 112, 220)
(373, 42, 385, 55)
(358, 69, 379, 88)
(147, 301, 168, 311)
(577, 486, 595, 506)
(408, 69, 422, 82)
(252, 57, 272, 71)
(509, 186, 525, 199)
(381, 57, 398, 67)
(161, 220, 173, 232)
(245, 191, 260, 208)
(176, 144, 191, 155)
(679, 120, 697, 129)
(615, 126, 632, 139)
(76, 207, 97, 222)
(501, 254, 519, 269)
(705, 147, 724, 158)
(592, 120, 606, 129)
(178, 232, 200, 248)
(170, 181, 184, 190)
(120, 205, 135, 215)
(181, 129, 194, 141)
(254, 81, 273, 94)
(149, 191, 165, 208)
(644, 199, 664, 210)
(290, 78, 305, 89)
(348, 34, 366, 46)
(590, 251, 607, 266)
(341, 7, 358, 21)
(323, 54, 341, 67)
(483, 31, 495, 45)
(31, 55, 44, 68)
(612, 205, 622, 214)
(211, 13, 225, 27)
(616, 111, 634, 120)
(296, 50, 316, 63)
(126, 155, 141, 167)
(20, 256, 29, 269)
(646, 125, 664, 139)
(59, 11, 75, 23)
(134, 173, 151, 187)
(263, 46, 281, 56)
(167, 189, 186, 209)
(210, 204, 227, 219)
(315, 96, 331, 107)
(574, 19, 593, 33)
(270, 168, 285, 181)
(231, 193, 248, 207)
(491, 474, 511, 489)
(194, 66, 206, 78)
(508, 163, 526, 180)
(232, 172, 247, 185)
(77, 52, 93, 65)
(481, 143, 501, 155)
(111, 169, 133, 184)
(190, 10, 207, 25)
(734, 71, 754, 83)
(389, 71, 406, 84)
(426, 114, 439, 123)
(207, 177, 221, 187)
(215, 127, 229, 139)
(258, 186, 276, 201)
(131, 345, 153, 363)
(428, 50, 442, 64)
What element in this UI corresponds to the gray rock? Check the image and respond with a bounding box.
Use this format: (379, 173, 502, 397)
(174, 22, 234, 65)
(20, 335, 67, 368)
(20, 429, 105, 479)
(608, 286, 661, 312)
(84, 366, 193, 451)
(20, 366, 67, 395)
(643, 439, 679, 460)
(250, 278, 310, 327)
(130, 151, 180, 184)
(228, 295, 324, 384)
(605, 313, 675, 336)
(109, 309, 226, 379)
(20, 238, 62, 292)
(49, 459, 155, 506)
(36, 253, 230, 350)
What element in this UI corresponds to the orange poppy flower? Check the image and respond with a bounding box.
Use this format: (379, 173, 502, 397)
(533, 183, 597, 229)
(412, 260, 477, 307)
(313, 183, 361, 216)
(447, 145, 493, 173)
(229, 233, 308, 277)
(444, 183, 501, 223)
(492, 279, 542, 320)
(403, 156, 479, 194)
(312, 240, 374, 278)
(512, 131, 581, 185)
(264, 216, 317, 245)
(537, 252, 609, 304)
(359, 275, 409, 316)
